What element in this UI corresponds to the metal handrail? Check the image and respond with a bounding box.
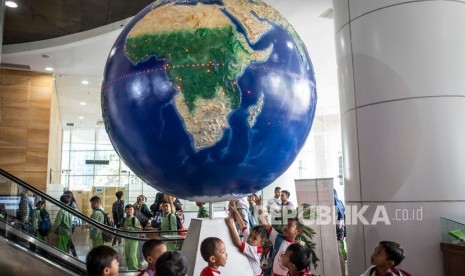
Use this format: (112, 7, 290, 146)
(0, 168, 186, 241)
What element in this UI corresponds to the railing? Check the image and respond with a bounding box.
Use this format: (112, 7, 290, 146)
(0, 168, 186, 274)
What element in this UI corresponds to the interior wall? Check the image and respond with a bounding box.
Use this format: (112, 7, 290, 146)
(47, 82, 62, 186)
(0, 69, 54, 192)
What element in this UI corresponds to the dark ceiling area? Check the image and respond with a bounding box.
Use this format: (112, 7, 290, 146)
(3, 0, 155, 45)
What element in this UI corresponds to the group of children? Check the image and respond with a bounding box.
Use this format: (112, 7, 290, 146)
(28, 188, 406, 276)
(89, 194, 184, 270)
(86, 239, 186, 276)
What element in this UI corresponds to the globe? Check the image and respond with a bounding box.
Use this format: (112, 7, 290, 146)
(102, 0, 317, 202)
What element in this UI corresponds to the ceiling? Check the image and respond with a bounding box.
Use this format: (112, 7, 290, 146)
(1, 0, 337, 129)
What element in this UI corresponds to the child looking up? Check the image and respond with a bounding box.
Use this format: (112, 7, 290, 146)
(225, 203, 268, 276)
(361, 241, 411, 276)
(256, 196, 304, 276)
(200, 237, 228, 276)
(282, 243, 312, 276)
(139, 239, 167, 276)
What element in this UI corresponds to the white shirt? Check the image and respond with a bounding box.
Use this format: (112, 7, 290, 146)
(240, 227, 263, 276)
(269, 227, 294, 276)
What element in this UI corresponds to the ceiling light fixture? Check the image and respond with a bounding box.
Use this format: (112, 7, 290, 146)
(81, 80, 89, 85)
(80, 102, 87, 106)
(45, 67, 54, 71)
(5, 1, 18, 8)
(78, 116, 84, 120)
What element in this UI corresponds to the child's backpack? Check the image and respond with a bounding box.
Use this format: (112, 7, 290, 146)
(97, 209, 115, 242)
(38, 208, 51, 236)
(122, 216, 144, 237)
(262, 234, 285, 276)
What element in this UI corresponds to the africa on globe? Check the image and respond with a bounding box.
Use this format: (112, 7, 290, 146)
(101, 0, 317, 201)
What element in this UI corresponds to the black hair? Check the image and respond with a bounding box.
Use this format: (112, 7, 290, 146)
(64, 190, 77, 206)
(125, 204, 134, 209)
(60, 194, 71, 205)
(90, 196, 101, 204)
(275, 186, 281, 191)
(281, 190, 290, 198)
(142, 239, 165, 259)
(35, 200, 45, 209)
(86, 245, 118, 276)
(251, 225, 269, 240)
(200, 237, 223, 262)
(286, 243, 311, 272)
(116, 191, 123, 199)
(379, 241, 405, 266)
(288, 217, 304, 231)
(155, 251, 188, 276)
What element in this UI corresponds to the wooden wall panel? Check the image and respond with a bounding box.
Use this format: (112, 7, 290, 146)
(0, 69, 54, 192)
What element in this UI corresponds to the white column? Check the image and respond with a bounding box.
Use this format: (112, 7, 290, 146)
(333, 1, 465, 275)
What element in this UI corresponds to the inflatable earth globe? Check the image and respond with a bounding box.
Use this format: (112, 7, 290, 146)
(102, 0, 317, 201)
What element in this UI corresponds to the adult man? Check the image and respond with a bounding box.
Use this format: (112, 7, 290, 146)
(112, 191, 124, 246)
(267, 187, 281, 225)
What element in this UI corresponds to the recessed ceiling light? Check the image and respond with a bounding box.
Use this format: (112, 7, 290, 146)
(95, 125, 99, 128)
(80, 102, 87, 106)
(45, 67, 54, 72)
(81, 80, 89, 85)
(5, 1, 18, 8)
(78, 116, 84, 120)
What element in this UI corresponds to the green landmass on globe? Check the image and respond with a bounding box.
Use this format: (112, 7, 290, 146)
(124, 2, 273, 150)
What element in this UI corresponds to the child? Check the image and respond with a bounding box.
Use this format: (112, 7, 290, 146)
(155, 250, 188, 276)
(50, 194, 73, 253)
(159, 201, 178, 249)
(139, 239, 167, 276)
(196, 202, 209, 218)
(256, 197, 303, 276)
(121, 204, 141, 270)
(361, 241, 411, 276)
(200, 237, 228, 276)
(86, 245, 119, 276)
(90, 196, 105, 248)
(282, 244, 312, 276)
(226, 203, 268, 275)
(32, 200, 46, 241)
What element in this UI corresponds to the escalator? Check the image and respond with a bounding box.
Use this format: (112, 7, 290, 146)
(0, 168, 184, 275)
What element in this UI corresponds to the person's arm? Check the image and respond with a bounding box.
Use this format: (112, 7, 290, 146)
(255, 196, 270, 228)
(32, 210, 39, 232)
(229, 202, 246, 230)
(225, 217, 242, 249)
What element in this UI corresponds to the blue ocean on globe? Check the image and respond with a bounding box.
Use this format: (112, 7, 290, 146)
(102, 0, 317, 201)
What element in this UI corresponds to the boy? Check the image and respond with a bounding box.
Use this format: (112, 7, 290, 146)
(160, 201, 178, 249)
(361, 241, 411, 276)
(139, 239, 167, 276)
(155, 250, 188, 276)
(226, 203, 268, 275)
(256, 196, 303, 276)
(90, 196, 105, 248)
(282, 244, 312, 276)
(50, 194, 73, 253)
(121, 204, 141, 270)
(200, 237, 228, 276)
(86, 245, 119, 276)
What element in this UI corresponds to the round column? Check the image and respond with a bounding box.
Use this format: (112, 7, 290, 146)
(333, 1, 465, 275)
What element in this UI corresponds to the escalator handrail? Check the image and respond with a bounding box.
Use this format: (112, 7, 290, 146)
(0, 168, 186, 241)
